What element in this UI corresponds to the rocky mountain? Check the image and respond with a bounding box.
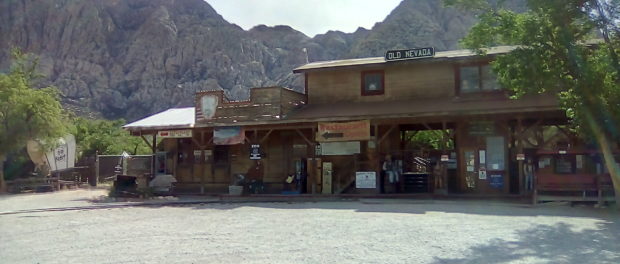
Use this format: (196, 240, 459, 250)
(0, 0, 524, 121)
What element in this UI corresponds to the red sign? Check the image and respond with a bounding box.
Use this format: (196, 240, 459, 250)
(316, 120, 370, 142)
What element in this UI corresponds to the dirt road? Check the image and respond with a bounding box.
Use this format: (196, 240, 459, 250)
(1, 190, 619, 264)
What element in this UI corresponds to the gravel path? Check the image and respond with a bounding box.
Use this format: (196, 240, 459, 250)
(1, 191, 619, 264)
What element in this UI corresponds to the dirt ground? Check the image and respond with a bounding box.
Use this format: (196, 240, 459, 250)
(0, 190, 619, 264)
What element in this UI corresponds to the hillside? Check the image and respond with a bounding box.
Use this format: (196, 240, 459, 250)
(0, 0, 524, 121)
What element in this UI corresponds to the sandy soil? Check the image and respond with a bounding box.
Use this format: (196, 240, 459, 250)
(0, 191, 619, 264)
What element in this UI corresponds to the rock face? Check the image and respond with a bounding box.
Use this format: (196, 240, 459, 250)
(0, 0, 524, 121)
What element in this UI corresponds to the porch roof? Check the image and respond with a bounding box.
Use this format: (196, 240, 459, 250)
(123, 107, 195, 131)
(285, 95, 561, 122)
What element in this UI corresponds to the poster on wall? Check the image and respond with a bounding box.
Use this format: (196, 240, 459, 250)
(489, 174, 503, 189)
(250, 144, 261, 160)
(356, 172, 377, 189)
(214, 126, 245, 145)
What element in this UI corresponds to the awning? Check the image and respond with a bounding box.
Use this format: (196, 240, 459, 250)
(123, 107, 195, 131)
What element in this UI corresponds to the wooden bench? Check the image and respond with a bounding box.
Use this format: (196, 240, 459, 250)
(533, 173, 614, 205)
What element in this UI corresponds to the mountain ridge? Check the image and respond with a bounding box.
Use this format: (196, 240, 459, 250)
(0, 0, 524, 121)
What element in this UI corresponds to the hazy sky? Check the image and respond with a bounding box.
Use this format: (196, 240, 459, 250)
(205, 0, 403, 37)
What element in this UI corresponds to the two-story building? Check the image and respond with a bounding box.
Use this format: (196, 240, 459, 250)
(124, 46, 615, 202)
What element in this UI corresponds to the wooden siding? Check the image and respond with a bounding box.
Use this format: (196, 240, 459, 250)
(307, 63, 455, 104)
(195, 87, 307, 125)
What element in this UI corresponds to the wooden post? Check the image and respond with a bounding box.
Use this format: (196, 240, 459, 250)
(517, 118, 525, 195)
(95, 151, 99, 186)
(199, 130, 206, 195)
(151, 133, 157, 178)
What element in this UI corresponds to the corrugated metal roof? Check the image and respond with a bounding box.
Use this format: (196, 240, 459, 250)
(293, 46, 516, 73)
(123, 107, 195, 131)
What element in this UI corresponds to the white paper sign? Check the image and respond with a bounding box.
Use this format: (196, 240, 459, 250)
(320, 141, 361, 156)
(356, 171, 376, 189)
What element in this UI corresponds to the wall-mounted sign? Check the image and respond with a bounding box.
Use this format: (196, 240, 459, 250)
(158, 130, 193, 138)
(490, 174, 503, 189)
(516, 154, 525, 161)
(316, 120, 370, 142)
(356, 171, 377, 189)
(250, 144, 261, 160)
(214, 126, 245, 145)
(198, 94, 219, 120)
(478, 167, 487, 180)
(385, 47, 435, 61)
(320, 141, 361, 156)
(440, 155, 449, 162)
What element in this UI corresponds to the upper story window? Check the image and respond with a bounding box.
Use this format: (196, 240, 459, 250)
(361, 70, 384, 96)
(457, 64, 501, 94)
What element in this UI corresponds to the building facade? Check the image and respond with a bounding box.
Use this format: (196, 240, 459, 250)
(124, 46, 615, 202)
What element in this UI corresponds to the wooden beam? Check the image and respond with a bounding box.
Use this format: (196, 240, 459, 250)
(260, 129, 274, 144)
(141, 135, 153, 150)
(295, 129, 313, 146)
(378, 124, 397, 144)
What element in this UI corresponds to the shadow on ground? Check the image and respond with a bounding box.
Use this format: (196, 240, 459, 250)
(431, 221, 620, 264)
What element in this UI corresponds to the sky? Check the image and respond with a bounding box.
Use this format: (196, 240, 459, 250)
(205, 0, 403, 37)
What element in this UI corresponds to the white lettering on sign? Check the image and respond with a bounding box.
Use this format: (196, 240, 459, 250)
(385, 47, 435, 61)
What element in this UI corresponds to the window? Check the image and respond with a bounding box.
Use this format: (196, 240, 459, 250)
(457, 64, 501, 94)
(554, 155, 576, 174)
(361, 70, 384, 96)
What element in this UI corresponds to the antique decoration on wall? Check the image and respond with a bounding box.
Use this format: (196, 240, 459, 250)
(200, 94, 219, 120)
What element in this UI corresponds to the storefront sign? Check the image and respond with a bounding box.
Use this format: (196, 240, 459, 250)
(214, 126, 245, 145)
(316, 120, 370, 142)
(489, 174, 503, 189)
(320, 141, 361, 156)
(250, 144, 261, 160)
(468, 121, 495, 136)
(385, 47, 435, 61)
(356, 171, 377, 189)
(158, 130, 193, 138)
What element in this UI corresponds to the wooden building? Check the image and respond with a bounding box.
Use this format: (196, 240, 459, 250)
(124, 46, 615, 202)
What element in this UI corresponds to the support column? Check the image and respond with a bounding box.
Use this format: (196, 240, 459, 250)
(517, 118, 525, 195)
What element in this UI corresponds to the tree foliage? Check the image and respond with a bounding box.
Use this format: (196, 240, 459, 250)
(445, 0, 620, 203)
(0, 49, 68, 191)
(73, 117, 152, 157)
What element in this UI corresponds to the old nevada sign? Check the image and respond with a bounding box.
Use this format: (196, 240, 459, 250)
(385, 47, 435, 61)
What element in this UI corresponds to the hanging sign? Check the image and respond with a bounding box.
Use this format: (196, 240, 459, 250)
(214, 126, 245, 145)
(385, 47, 435, 61)
(158, 130, 193, 138)
(250, 144, 261, 160)
(316, 120, 370, 142)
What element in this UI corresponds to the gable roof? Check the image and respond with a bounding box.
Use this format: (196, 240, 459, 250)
(123, 107, 195, 131)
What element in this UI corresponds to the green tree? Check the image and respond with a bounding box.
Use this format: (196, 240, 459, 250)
(445, 0, 620, 204)
(73, 117, 152, 157)
(0, 49, 68, 192)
